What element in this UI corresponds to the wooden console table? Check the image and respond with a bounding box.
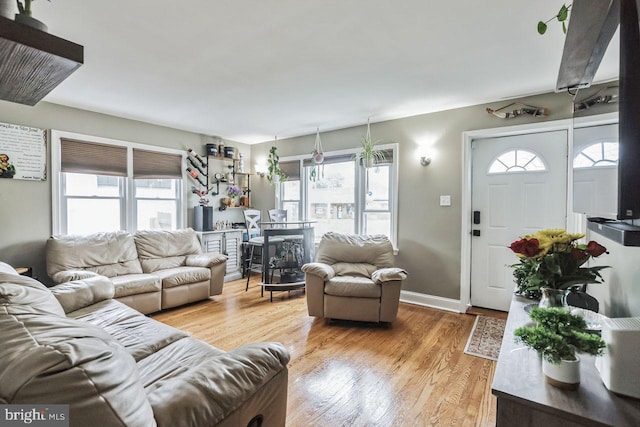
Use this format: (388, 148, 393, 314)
(492, 295, 640, 426)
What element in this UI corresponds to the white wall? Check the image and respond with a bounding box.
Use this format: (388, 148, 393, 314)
(587, 232, 640, 317)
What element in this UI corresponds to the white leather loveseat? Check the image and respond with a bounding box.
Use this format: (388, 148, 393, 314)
(46, 228, 227, 314)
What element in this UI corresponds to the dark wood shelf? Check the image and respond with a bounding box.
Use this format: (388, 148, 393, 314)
(493, 295, 640, 426)
(0, 16, 83, 105)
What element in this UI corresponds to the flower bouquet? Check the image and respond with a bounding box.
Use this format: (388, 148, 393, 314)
(227, 186, 242, 199)
(509, 228, 609, 299)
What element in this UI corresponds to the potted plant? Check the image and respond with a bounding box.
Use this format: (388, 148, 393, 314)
(226, 185, 242, 207)
(14, 0, 50, 32)
(515, 307, 605, 389)
(509, 228, 609, 305)
(267, 146, 287, 184)
(0, 0, 17, 19)
(353, 135, 386, 168)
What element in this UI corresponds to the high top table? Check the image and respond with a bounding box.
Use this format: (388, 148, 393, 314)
(258, 220, 315, 302)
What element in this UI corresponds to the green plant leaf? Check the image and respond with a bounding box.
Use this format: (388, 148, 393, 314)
(557, 4, 569, 21)
(537, 21, 547, 35)
(562, 21, 567, 34)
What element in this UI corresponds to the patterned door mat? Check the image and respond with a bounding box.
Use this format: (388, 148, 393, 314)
(464, 315, 506, 361)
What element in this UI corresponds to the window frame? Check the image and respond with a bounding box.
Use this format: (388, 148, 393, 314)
(277, 143, 399, 248)
(51, 130, 186, 235)
(573, 140, 619, 169)
(487, 148, 548, 175)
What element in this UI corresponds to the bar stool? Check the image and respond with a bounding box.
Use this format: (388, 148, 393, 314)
(243, 209, 283, 292)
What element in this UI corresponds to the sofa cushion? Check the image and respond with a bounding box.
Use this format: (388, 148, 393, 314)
(0, 262, 17, 275)
(68, 299, 188, 362)
(134, 229, 202, 273)
(152, 266, 211, 289)
(0, 274, 65, 317)
(46, 231, 143, 280)
(315, 232, 395, 269)
(136, 337, 226, 388)
(332, 262, 377, 278)
(143, 341, 290, 427)
(0, 307, 155, 427)
(324, 276, 381, 298)
(111, 274, 161, 298)
(50, 276, 115, 314)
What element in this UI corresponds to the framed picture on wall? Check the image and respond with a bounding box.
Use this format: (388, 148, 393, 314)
(0, 121, 47, 181)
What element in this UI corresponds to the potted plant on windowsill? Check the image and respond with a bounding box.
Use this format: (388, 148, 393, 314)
(515, 307, 605, 390)
(14, 0, 50, 32)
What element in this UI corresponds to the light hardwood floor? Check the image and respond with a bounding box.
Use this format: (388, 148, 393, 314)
(152, 278, 502, 427)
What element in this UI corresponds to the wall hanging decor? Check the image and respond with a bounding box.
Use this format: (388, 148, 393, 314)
(486, 102, 549, 119)
(309, 127, 324, 182)
(0, 121, 46, 180)
(573, 86, 618, 112)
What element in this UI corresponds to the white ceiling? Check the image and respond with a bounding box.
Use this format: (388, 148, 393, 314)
(35, 1, 619, 144)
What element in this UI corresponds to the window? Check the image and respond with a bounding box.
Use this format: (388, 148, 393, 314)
(277, 145, 398, 247)
(573, 142, 618, 168)
(488, 149, 546, 174)
(52, 132, 184, 235)
(307, 159, 356, 238)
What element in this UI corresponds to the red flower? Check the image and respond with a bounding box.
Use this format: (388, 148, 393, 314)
(510, 238, 540, 257)
(571, 248, 588, 262)
(586, 241, 607, 257)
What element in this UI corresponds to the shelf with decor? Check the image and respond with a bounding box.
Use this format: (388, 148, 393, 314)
(185, 145, 252, 231)
(205, 155, 252, 210)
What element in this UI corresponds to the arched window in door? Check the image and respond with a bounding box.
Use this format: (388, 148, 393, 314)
(573, 141, 618, 168)
(487, 149, 546, 174)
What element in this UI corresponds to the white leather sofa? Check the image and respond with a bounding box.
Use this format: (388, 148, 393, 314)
(46, 228, 227, 314)
(0, 262, 289, 427)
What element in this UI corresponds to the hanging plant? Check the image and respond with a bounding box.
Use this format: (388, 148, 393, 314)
(353, 119, 386, 168)
(310, 127, 325, 182)
(267, 145, 287, 184)
(537, 3, 571, 35)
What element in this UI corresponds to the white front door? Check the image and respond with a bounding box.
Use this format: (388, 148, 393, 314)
(470, 130, 568, 311)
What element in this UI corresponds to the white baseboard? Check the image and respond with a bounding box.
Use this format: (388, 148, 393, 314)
(400, 290, 463, 313)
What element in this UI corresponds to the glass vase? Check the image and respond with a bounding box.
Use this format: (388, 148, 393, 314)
(538, 287, 568, 308)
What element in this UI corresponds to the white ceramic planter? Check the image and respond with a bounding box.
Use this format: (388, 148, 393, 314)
(542, 354, 580, 390)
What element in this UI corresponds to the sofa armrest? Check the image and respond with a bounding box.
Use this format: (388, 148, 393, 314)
(372, 267, 407, 285)
(147, 342, 290, 426)
(185, 253, 228, 268)
(50, 276, 115, 314)
(301, 262, 335, 280)
(51, 270, 101, 284)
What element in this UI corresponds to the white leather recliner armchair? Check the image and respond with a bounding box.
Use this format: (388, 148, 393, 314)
(301, 232, 407, 323)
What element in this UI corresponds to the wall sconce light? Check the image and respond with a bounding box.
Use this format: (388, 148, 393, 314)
(255, 163, 267, 177)
(420, 156, 432, 167)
